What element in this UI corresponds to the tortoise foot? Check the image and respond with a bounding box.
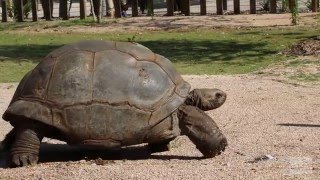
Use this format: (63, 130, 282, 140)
(8, 126, 43, 167)
(10, 153, 39, 167)
(200, 137, 228, 158)
(178, 105, 228, 158)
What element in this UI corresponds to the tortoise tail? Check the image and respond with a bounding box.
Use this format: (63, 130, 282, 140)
(0, 129, 16, 153)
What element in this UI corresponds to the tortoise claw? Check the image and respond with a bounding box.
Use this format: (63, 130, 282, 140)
(201, 138, 228, 158)
(12, 154, 21, 167)
(10, 153, 39, 167)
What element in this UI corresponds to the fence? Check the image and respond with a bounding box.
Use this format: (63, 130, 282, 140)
(1, 0, 319, 22)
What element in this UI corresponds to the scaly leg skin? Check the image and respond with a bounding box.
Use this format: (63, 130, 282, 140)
(147, 137, 176, 154)
(9, 126, 43, 167)
(178, 105, 227, 158)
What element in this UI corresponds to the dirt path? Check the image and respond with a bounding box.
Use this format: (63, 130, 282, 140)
(0, 74, 319, 179)
(11, 13, 318, 34)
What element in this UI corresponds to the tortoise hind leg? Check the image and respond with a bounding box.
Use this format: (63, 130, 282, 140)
(9, 124, 44, 167)
(178, 105, 227, 158)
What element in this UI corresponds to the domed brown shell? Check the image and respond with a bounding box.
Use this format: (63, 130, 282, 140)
(3, 40, 190, 146)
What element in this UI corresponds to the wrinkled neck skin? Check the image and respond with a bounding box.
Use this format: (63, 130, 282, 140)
(184, 89, 226, 111)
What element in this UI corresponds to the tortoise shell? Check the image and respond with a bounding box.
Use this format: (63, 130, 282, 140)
(3, 40, 190, 146)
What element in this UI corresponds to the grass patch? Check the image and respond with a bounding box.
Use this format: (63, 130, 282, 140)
(0, 25, 319, 82)
(286, 59, 320, 67)
(289, 73, 320, 82)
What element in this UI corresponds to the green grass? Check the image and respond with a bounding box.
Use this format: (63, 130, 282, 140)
(286, 59, 320, 67)
(0, 24, 319, 82)
(284, 58, 320, 82)
(289, 73, 320, 82)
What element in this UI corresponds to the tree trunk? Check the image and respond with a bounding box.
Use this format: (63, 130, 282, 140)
(1, 0, 8, 22)
(113, 0, 122, 17)
(200, 0, 206, 15)
(131, 0, 138, 17)
(80, 0, 86, 19)
(233, 0, 240, 14)
(31, 0, 38, 21)
(270, 0, 277, 13)
(60, 0, 68, 20)
(89, 0, 97, 21)
(106, 0, 115, 17)
(98, 0, 102, 22)
(166, 0, 174, 16)
(311, 0, 318, 12)
(41, 0, 53, 20)
(250, 0, 256, 14)
(216, 0, 223, 15)
(15, 0, 24, 22)
(223, 0, 227, 10)
(147, 0, 153, 16)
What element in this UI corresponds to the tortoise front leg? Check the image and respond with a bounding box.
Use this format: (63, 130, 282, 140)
(178, 105, 227, 158)
(9, 125, 43, 167)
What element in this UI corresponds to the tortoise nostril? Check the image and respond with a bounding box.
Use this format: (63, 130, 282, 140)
(215, 92, 222, 99)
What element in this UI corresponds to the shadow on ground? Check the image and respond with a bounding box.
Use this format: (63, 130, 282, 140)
(0, 44, 60, 63)
(141, 40, 273, 65)
(277, 123, 320, 128)
(0, 143, 201, 168)
(0, 39, 273, 65)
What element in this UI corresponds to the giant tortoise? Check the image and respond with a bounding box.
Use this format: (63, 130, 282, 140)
(1, 40, 228, 167)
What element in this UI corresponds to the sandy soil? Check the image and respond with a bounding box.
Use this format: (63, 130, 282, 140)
(0, 74, 319, 179)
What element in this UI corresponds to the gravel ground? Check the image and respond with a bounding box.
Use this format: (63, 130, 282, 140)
(0, 74, 319, 179)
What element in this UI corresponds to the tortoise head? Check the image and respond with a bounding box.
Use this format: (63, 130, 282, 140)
(184, 88, 227, 111)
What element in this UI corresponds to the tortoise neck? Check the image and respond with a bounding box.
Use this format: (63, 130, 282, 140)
(184, 89, 201, 108)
